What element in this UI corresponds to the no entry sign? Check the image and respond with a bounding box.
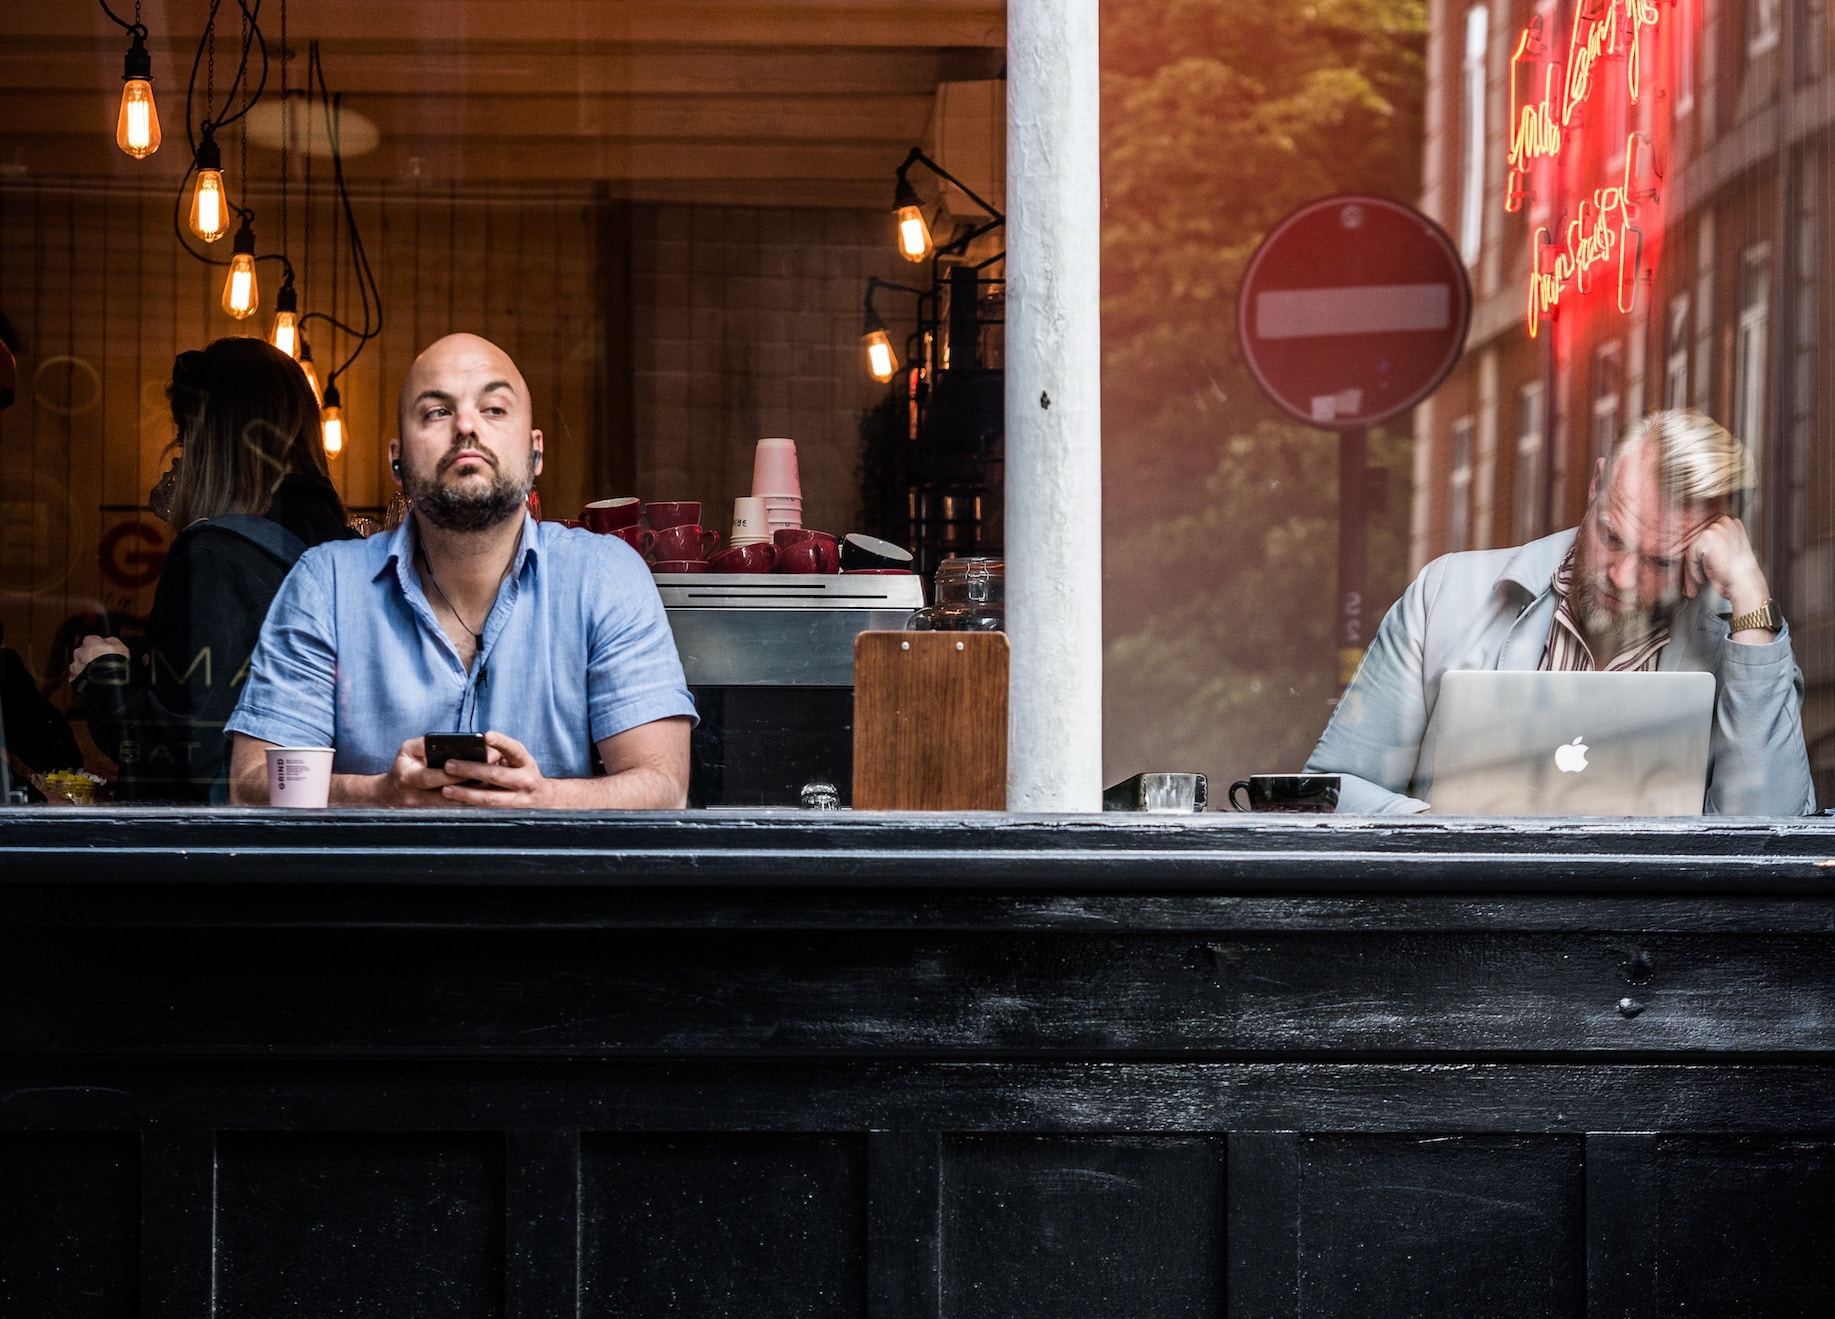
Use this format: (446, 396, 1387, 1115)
(1237, 195, 1471, 429)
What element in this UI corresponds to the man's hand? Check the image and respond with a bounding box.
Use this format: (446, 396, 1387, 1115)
(1685, 515, 1772, 619)
(381, 736, 465, 806)
(69, 635, 129, 681)
(439, 731, 548, 808)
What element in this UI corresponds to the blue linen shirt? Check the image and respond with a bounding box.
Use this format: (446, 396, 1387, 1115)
(225, 514, 697, 778)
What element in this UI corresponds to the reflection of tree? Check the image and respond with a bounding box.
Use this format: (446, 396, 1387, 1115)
(1100, 0, 1428, 788)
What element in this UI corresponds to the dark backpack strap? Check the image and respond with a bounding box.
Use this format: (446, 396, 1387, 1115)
(195, 514, 308, 567)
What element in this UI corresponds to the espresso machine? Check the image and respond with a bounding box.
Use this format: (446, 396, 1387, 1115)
(657, 573, 924, 806)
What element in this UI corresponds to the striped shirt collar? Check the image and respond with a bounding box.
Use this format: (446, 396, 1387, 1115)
(1540, 547, 1671, 672)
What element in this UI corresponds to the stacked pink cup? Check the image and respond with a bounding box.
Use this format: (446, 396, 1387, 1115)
(752, 437, 802, 533)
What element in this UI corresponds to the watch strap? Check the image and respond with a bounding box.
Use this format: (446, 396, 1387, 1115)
(1728, 599, 1782, 633)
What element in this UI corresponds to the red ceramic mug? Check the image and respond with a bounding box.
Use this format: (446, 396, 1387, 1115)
(776, 540, 832, 574)
(611, 525, 654, 557)
(707, 542, 777, 574)
(652, 523, 719, 561)
(582, 497, 642, 533)
(644, 500, 701, 530)
(774, 528, 839, 572)
(651, 559, 709, 574)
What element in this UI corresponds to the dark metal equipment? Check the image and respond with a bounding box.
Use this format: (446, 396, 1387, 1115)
(658, 572, 924, 806)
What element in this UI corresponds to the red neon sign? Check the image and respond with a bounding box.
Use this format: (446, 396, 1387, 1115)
(1505, 0, 1668, 337)
(1525, 134, 1647, 338)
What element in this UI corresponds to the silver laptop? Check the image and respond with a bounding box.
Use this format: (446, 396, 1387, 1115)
(1418, 671, 1715, 816)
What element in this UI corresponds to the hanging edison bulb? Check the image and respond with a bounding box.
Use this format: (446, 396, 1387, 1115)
(894, 175, 933, 263)
(221, 218, 260, 319)
(320, 382, 346, 457)
(298, 337, 323, 404)
(115, 32, 160, 158)
(189, 132, 228, 242)
(863, 328, 897, 383)
(269, 280, 300, 359)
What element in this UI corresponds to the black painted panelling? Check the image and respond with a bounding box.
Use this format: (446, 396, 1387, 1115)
(214, 1133, 504, 1319)
(1655, 1138, 1835, 1318)
(939, 1135, 1225, 1319)
(579, 1133, 867, 1319)
(11, 809, 1835, 894)
(12, 929, 1835, 1057)
(1296, 1136, 1585, 1319)
(0, 1133, 138, 1318)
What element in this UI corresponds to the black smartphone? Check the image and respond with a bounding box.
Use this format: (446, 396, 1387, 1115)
(423, 732, 489, 776)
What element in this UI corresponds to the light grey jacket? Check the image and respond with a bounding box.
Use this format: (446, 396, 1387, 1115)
(1304, 528, 1816, 815)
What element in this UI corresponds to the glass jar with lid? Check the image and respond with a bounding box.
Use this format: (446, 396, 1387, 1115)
(906, 556, 1004, 632)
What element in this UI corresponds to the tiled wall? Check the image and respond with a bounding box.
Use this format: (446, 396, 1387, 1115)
(627, 204, 918, 542)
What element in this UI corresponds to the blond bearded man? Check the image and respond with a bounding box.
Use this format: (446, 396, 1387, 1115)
(1307, 410, 1813, 815)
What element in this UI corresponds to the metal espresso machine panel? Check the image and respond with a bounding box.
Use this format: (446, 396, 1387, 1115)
(658, 573, 924, 807)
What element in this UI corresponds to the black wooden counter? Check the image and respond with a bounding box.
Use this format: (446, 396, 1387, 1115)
(4, 810, 1835, 1318)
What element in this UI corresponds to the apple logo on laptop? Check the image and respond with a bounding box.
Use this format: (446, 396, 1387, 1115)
(1554, 736, 1590, 774)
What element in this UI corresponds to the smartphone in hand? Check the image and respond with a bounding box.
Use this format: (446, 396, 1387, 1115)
(422, 732, 490, 779)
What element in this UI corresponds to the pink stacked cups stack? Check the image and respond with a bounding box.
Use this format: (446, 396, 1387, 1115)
(753, 438, 802, 534)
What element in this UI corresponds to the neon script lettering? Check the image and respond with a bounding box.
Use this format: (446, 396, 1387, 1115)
(1505, 27, 1563, 214)
(1525, 137, 1643, 339)
(1506, 0, 1669, 336)
(1564, 0, 1660, 121)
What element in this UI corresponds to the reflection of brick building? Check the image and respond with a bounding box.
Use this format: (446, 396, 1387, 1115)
(1418, 0, 1835, 799)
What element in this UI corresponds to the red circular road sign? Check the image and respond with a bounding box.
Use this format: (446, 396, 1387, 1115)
(1237, 195, 1471, 429)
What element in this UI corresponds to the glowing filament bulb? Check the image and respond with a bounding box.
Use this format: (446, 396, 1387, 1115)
(222, 254, 258, 318)
(320, 384, 345, 457)
(863, 328, 897, 382)
(299, 343, 323, 404)
(270, 309, 298, 357)
(269, 281, 300, 359)
(896, 204, 933, 263)
(190, 170, 227, 242)
(221, 219, 259, 319)
(115, 33, 159, 158)
(117, 80, 160, 158)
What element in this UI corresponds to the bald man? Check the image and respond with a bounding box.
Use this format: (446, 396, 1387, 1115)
(226, 333, 696, 807)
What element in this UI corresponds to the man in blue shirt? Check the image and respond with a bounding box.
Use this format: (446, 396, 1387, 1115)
(226, 333, 696, 807)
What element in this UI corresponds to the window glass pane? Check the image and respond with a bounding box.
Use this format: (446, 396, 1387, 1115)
(0, 3, 1002, 810)
(1100, 0, 1825, 819)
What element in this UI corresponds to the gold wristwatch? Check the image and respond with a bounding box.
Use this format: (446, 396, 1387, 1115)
(1728, 599, 1783, 634)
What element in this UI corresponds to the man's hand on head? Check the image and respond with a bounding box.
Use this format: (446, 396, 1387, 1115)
(438, 730, 549, 808)
(1685, 514, 1771, 617)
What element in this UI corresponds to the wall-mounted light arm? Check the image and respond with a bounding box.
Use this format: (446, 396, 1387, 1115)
(897, 147, 1005, 224)
(861, 276, 927, 383)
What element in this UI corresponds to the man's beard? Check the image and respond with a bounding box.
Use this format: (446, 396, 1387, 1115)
(1573, 574, 1678, 649)
(406, 448, 532, 532)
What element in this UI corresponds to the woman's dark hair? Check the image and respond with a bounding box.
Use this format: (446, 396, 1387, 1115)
(165, 337, 339, 528)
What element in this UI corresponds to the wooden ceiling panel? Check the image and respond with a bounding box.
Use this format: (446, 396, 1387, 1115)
(0, 0, 1005, 206)
(0, 1, 1005, 49)
(0, 45, 988, 98)
(7, 92, 935, 145)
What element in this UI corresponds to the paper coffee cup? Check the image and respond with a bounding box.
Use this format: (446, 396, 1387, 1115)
(266, 746, 334, 807)
(731, 495, 769, 545)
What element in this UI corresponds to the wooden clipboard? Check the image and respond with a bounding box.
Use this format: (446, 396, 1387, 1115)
(852, 631, 1008, 811)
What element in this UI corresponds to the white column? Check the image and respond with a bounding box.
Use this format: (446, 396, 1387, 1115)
(1006, 0, 1102, 811)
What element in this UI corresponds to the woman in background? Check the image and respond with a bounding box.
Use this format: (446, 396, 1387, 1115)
(71, 338, 352, 802)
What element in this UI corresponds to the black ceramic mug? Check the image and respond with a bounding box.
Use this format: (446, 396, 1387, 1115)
(1228, 773, 1341, 813)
